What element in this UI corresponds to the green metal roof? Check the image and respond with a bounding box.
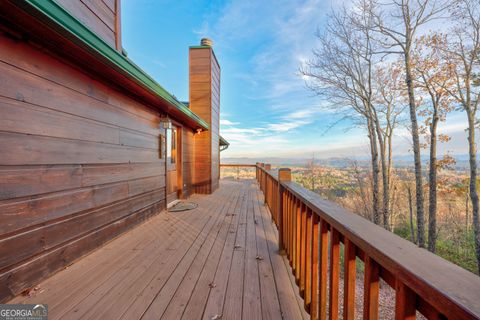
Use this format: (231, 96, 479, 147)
(22, 0, 209, 131)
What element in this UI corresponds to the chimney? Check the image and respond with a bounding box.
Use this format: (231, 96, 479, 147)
(189, 38, 220, 194)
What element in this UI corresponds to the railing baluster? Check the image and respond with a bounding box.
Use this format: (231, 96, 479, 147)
(305, 207, 313, 310)
(311, 214, 320, 320)
(281, 190, 286, 250)
(283, 191, 287, 252)
(363, 256, 380, 320)
(288, 192, 293, 259)
(343, 238, 356, 320)
(319, 219, 329, 320)
(276, 181, 279, 223)
(329, 228, 340, 320)
(291, 196, 296, 268)
(300, 203, 308, 296)
(295, 199, 302, 280)
(395, 281, 416, 320)
(286, 192, 291, 257)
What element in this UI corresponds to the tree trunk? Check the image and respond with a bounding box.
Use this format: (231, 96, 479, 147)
(404, 50, 425, 248)
(408, 185, 416, 244)
(467, 111, 480, 274)
(373, 111, 390, 230)
(367, 115, 381, 225)
(466, 191, 469, 234)
(428, 112, 439, 253)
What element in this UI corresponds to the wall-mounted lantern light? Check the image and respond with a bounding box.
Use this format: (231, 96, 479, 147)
(159, 117, 172, 130)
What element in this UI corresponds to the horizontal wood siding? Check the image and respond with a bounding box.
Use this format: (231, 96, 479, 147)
(0, 32, 166, 302)
(55, 0, 116, 48)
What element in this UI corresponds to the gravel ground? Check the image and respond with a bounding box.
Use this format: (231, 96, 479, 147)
(326, 273, 427, 319)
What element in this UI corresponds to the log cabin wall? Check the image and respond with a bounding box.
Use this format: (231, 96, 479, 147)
(189, 46, 221, 194)
(55, 0, 121, 50)
(0, 31, 166, 302)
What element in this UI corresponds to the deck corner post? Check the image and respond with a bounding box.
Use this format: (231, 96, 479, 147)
(264, 164, 272, 205)
(277, 168, 291, 255)
(259, 163, 265, 192)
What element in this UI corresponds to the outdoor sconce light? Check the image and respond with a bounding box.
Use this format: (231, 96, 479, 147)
(159, 117, 172, 130)
(196, 128, 203, 134)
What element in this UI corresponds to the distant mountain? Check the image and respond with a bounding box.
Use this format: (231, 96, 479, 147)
(221, 154, 474, 170)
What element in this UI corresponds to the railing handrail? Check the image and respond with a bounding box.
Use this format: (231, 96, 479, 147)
(254, 163, 480, 319)
(220, 163, 257, 167)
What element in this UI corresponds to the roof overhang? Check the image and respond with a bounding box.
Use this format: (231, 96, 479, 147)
(0, 0, 209, 131)
(220, 135, 229, 151)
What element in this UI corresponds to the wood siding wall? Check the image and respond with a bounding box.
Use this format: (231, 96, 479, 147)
(189, 47, 220, 194)
(0, 32, 166, 302)
(211, 54, 220, 191)
(56, 0, 119, 49)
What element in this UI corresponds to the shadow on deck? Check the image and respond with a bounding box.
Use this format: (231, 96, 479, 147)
(10, 179, 308, 320)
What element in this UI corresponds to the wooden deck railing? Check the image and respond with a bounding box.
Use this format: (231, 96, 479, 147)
(244, 163, 480, 320)
(219, 163, 257, 180)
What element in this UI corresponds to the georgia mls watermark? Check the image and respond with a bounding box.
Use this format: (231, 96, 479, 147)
(0, 304, 47, 320)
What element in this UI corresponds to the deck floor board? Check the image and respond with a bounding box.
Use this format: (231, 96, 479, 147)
(9, 180, 307, 319)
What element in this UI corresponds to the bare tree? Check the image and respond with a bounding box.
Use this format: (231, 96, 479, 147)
(368, 0, 450, 248)
(412, 34, 456, 252)
(439, 0, 480, 272)
(373, 61, 407, 229)
(301, 4, 382, 224)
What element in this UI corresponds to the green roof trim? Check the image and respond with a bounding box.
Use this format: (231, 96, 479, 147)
(189, 45, 212, 49)
(22, 0, 209, 130)
(219, 135, 229, 147)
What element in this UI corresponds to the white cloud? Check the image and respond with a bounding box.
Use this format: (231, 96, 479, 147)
(220, 119, 239, 126)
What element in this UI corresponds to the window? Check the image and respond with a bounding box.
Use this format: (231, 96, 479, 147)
(171, 128, 177, 164)
(166, 127, 177, 165)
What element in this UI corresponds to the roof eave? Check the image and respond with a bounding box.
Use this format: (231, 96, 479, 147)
(9, 0, 209, 131)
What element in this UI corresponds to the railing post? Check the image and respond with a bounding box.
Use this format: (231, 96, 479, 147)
(259, 163, 265, 192)
(255, 162, 259, 181)
(277, 168, 291, 255)
(264, 164, 271, 205)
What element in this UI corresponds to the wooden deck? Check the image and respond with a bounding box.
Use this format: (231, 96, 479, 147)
(9, 179, 308, 320)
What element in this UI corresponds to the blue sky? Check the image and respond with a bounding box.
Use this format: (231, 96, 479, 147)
(121, 0, 473, 159)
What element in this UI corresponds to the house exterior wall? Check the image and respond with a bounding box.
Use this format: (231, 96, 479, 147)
(0, 0, 223, 302)
(55, 0, 120, 49)
(0, 31, 166, 302)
